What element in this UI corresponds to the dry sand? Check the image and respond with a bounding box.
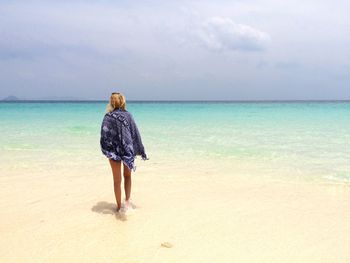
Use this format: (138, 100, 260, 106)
(1, 161, 350, 263)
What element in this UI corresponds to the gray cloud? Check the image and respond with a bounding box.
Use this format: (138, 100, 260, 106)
(275, 61, 301, 69)
(0, 0, 349, 100)
(195, 16, 270, 52)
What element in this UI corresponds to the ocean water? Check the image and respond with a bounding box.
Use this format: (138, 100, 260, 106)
(0, 101, 349, 182)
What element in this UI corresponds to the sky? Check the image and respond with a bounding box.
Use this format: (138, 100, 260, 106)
(0, 0, 349, 100)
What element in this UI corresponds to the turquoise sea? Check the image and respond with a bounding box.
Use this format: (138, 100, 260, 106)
(1, 101, 350, 182)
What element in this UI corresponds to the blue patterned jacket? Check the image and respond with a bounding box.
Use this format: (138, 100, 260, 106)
(100, 108, 148, 171)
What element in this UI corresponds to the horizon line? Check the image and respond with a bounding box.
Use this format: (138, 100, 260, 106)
(1, 99, 350, 103)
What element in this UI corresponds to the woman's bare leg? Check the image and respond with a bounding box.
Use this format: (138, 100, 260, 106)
(109, 159, 122, 211)
(123, 162, 132, 201)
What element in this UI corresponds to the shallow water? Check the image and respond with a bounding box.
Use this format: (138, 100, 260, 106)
(0, 101, 349, 182)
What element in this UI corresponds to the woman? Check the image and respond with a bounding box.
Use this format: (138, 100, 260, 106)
(100, 92, 148, 213)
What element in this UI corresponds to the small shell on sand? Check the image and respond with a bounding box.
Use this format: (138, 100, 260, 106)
(161, 242, 173, 248)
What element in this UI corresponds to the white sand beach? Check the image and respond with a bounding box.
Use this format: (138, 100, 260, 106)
(1, 158, 350, 263)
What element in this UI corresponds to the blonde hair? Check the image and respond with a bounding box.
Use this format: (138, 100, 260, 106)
(106, 92, 127, 113)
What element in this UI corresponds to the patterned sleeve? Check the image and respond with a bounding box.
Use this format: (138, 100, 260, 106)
(129, 113, 149, 160)
(100, 114, 118, 160)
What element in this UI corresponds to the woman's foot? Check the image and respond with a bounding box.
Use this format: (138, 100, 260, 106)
(116, 204, 123, 213)
(123, 199, 136, 212)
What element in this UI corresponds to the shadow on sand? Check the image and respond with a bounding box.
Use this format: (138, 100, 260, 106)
(91, 201, 127, 221)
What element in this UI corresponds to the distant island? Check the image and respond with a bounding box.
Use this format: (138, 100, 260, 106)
(2, 96, 20, 101)
(1, 95, 83, 101)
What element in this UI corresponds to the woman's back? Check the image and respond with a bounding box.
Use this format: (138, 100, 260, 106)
(100, 92, 148, 213)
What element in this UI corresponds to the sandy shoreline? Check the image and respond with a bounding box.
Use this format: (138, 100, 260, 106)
(1, 163, 350, 263)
